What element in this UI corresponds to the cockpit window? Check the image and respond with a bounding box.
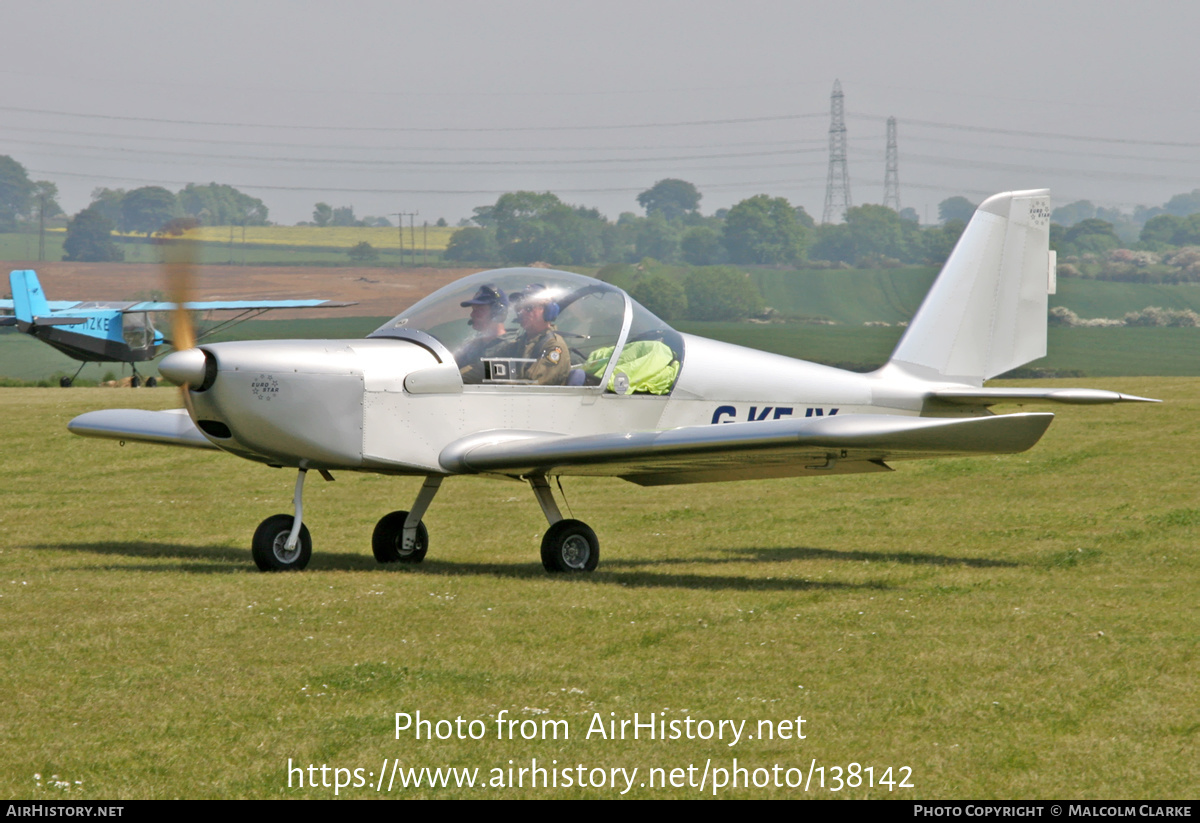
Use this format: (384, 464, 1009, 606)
(371, 268, 683, 393)
(122, 312, 155, 350)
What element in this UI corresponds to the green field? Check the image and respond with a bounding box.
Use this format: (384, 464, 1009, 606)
(0, 232, 445, 267)
(0, 381, 1194, 798)
(5, 318, 1200, 385)
(751, 267, 1200, 325)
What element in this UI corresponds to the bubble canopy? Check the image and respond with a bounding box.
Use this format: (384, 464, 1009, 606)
(370, 268, 683, 392)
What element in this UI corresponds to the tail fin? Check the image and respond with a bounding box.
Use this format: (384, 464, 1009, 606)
(10, 269, 50, 324)
(887, 190, 1054, 385)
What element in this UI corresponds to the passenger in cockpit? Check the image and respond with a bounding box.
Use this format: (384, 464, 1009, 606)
(499, 284, 571, 385)
(455, 284, 510, 384)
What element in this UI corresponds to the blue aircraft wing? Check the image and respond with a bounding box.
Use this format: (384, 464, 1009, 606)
(125, 299, 356, 312)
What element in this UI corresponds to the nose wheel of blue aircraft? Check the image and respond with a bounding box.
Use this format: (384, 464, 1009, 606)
(372, 511, 429, 563)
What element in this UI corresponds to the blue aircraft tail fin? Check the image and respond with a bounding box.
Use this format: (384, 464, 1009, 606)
(10, 270, 50, 323)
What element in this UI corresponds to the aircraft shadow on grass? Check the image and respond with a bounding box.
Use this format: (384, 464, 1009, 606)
(40, 540, 1012, 590)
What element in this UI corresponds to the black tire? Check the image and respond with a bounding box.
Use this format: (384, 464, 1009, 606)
(130, 375, 141, 388)
(541, 519, 599, 573)
(372, 510, 429, 564)
(251, 514, 312, 571)
(146, 376, 157, 388)
(59, 376, 72, 388)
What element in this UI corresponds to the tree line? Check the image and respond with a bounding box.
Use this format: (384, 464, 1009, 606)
(7, 152, 1200, 267)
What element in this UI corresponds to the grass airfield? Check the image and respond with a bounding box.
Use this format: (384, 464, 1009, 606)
(1, 380, 1196, 799)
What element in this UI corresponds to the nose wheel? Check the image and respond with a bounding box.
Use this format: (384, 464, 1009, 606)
(372, 511, 429, 563)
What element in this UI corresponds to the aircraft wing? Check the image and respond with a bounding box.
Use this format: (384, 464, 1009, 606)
(68, 408, 219, 450)
(0, 300, 81, 311)
(440, 412, 1055, 486)
(123, 299, 356, 312)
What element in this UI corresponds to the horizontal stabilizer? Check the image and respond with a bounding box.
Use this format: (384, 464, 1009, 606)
(24, 316, 87, 327)
(933, 388, 1160, 406)
(440, 412, 1055, 484)
(68, 408, 218, 450)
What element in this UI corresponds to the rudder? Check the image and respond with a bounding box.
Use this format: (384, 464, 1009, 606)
(10, 269, 49, 323)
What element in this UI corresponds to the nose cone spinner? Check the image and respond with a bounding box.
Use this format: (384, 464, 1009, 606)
(160, 348, 209, 388)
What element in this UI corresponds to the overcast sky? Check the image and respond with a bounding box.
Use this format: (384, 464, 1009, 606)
(4, 0, 1199, 226)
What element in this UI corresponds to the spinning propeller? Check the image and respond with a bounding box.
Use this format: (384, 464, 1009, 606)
(158, 239, 206, 406)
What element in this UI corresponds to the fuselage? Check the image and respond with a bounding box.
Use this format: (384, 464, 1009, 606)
(183, 334, 940, 474)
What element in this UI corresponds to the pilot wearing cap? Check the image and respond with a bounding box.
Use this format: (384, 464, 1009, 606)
(455, 284, 510, 384)
(501, 284, 571, 385)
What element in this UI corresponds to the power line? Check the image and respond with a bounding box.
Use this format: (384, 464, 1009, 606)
(0, 104, 827, 133)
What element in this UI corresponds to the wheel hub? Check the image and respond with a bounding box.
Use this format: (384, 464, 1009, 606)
(561, 535, 590, 569)
(272, 533, 302, 564)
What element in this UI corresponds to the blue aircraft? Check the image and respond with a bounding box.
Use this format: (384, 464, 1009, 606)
(0, 269, 354, 386)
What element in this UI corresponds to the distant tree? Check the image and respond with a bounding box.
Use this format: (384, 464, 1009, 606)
(636, 179, 701, 222)
(683, 267, 763, 321)
(178, 183, 268, 225)
(63, 206, 124, 262)
(32, 181, 62, 222)
(119, 186, 178, 234)
(1062, 218, 1120, 256)
(1140, 214, 1186, 250)
(843, 204, 907, 263)
(361, 215, 392, 227)
(331, 206, 360, 227)
(1163, 189, 1200, 217)
(157, 216, 201, 237)
(0, 155, 34, 230)
(1051, 200, 1097, 226)
(313, 202, 333, 227)
(681, 225, 725, 265)
(722, 195, 808, 264)
(898, 207, 920, 223)
(435, 217, 447, 227)
(347, 241, 379, 262)
(634, 215, 682, 263)
(88, 188, 126, 225)
(810, 204, 923, 265)
(488, 191, 607, 265)
(443, 227, 498, 262)
(629, 274, 687, 321)
(807, 223, 854, 263)
(938, 196, 976, 224)
(469, 205, 496, 227)
(921, 219, 966, 265)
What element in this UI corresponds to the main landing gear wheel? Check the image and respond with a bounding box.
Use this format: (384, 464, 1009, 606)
(372, 510, 429, 564)
(252, 514, 312, 571)
(541, 519, 599, 573)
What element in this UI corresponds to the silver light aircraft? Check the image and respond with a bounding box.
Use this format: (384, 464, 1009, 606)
(68, 189, 1156, 573)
